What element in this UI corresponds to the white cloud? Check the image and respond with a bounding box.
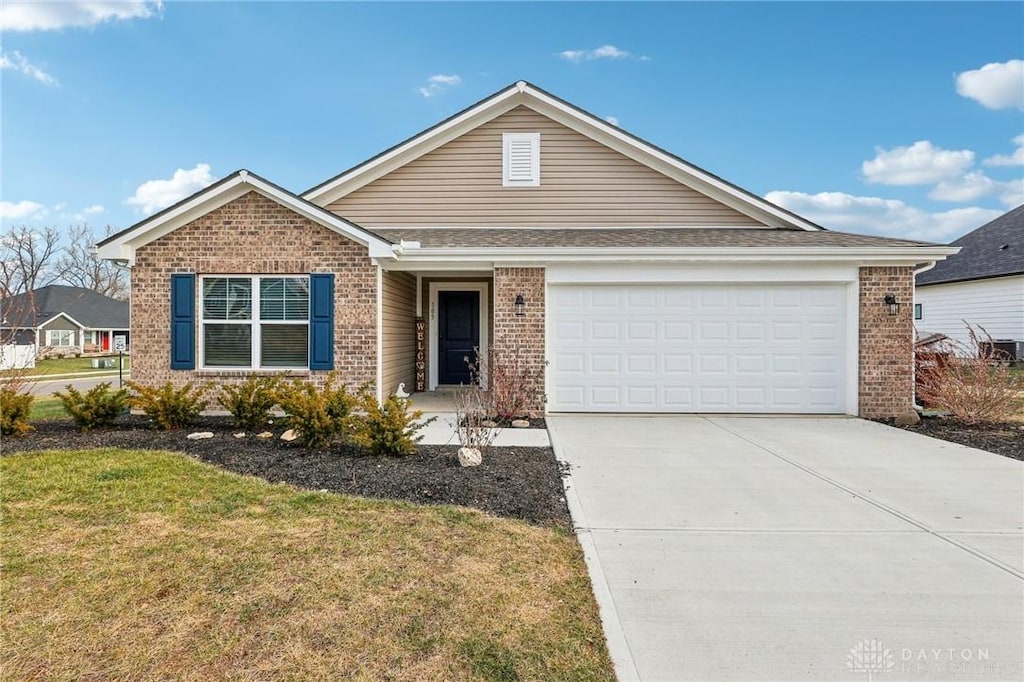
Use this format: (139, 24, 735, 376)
(984, 134, 1024, 167)
(66, 204, 107, 222)
(0, 51, 58, 86)
(929, 171, 1023, 207)
(558, 44, 646, 62)
(765, 190, 1002, 241)
(418, 74, 462, 98)
(82, 204, 105, 215)
(0, 1, 162, 31)
(125, 164, 215, 215)
(0, 200, 45, 221)
(955, 59, 1024, 110)
(862, 140, 974, 186)
(604, 115, 620, 126)
(999, 178, 1024, 207)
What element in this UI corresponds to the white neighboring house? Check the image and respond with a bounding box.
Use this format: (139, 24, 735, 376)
(915, 205, 1024, 359)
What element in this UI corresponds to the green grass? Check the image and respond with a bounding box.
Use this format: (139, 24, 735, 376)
(1, 449, 614, 682)
(27, 396, 67, 420)
(1, 355, 130, 378)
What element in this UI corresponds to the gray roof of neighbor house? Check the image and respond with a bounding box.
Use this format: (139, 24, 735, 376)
(917, 205, 1024, 286)
(374, 227, 937, 249)
(0, 285, 129, 330)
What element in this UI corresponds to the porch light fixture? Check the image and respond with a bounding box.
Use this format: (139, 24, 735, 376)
(883, 294, 900, 316)
(514, 294, 526, 317)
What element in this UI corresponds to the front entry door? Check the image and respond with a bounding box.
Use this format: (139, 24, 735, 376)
(438, 290, 480, 385)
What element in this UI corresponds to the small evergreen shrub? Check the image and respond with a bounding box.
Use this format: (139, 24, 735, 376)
(276, 374, 356, 449)
(55, 382, 129, 431)
(127, 381, 208, 430)
(218, 374, 282, 431)
(351, 387, 434, 456)
(0, 387, 34, 436)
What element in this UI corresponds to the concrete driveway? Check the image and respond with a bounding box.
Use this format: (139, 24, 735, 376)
(548, 416, 1024, 681)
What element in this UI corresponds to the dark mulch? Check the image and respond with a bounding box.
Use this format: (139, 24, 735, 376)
(2, 416, 571, 527)
(896, 417, 1024, 461)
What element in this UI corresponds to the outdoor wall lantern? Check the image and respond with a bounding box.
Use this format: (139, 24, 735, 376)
(514, 294, 526, 316)
(883, 294, 900, 316)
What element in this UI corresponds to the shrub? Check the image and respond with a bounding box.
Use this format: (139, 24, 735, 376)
(218, 374, 282, 431)
(0, 387, 34, 436)
(351, 386, 434, 456)
(452, 383, 499, 452)
(276, 374, 356, 449)
(469, 347, 547, 422)
(916, 324, 1024, 425)
(55, 382, 129, 431)
(127, 381, 208, 430)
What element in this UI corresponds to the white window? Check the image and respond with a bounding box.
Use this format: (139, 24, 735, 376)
(83, 330, 96, 345)
(47, 329, 75, 347)
(201, 276, 309, 369)
(914, 303, 923, 320)
(502, 132, 540, 187)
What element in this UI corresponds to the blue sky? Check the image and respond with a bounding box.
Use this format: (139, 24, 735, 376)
(1, 1, 1022, 242)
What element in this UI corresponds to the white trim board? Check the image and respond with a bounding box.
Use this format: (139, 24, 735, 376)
(427, 281, 490, 391)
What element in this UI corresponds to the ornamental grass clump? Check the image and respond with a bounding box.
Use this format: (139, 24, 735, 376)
(127, 381, 208, 430)
(275, 374, 356, 449)
(55, 382, 129, 431)
(218, 374, 283, 432)
(351, 387, 434, 456)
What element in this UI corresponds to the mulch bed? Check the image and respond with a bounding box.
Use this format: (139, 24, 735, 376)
(896, 417, 1024, 461)
(2, 416, 572, 527)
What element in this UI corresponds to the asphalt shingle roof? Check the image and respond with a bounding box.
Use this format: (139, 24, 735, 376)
(0, 286, 129, 329)
(373, 227, 937, 249)
(916, 205, 1024, 286)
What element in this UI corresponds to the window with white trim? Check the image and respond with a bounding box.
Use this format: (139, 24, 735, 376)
(201, 275, 309, 369)
(47, 329, 75, 347)
(914, 303, 922, 320)
(502, 132, 540, 187)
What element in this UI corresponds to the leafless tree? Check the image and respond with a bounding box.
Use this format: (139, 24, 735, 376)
(0, 224, 65, 298)
(58, 224, 129, 300)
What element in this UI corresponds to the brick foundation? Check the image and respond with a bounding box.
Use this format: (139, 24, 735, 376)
(131, 191, 377, 397)
(858, 266, 915, 419)
(492, 267, 546, 416)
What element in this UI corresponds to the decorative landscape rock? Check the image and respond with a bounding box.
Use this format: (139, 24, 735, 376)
(280, 429, 298, 442)
(894, 410, 922, 427)
(187, 432, 214, 440)
(458, 447, 482, 467)
(481, 420, 498, 428)
(255, 431, 273, 439)
(511, 419, 530, 428)
(233, 432, 246, 439)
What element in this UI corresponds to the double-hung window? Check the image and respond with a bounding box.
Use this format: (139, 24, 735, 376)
(201, 276, 309, 369)
(47, 329, 75, 347)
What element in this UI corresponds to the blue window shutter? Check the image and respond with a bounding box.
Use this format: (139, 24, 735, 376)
(170, 274, 195, 370)
(309, 273, 334, 370)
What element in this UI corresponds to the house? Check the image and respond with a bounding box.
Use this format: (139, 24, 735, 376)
(915, 205, 1023, 360)
(0, 285, 130, 356)
(97, 81, 955, 419)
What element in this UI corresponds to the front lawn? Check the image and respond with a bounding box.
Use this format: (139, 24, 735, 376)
(1, 354, 130, 378)
(1, 448, 614, 681)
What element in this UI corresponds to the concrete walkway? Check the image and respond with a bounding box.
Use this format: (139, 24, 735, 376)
(549, 415, 1023, 681)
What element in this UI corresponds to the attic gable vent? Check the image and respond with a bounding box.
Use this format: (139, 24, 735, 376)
(502, 132, 540, 187)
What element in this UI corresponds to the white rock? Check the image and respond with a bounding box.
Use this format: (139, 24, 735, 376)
(481, 420, 498, 428)
(187, 432, 214, 440)
(458, 447, 482, 467)
(255, 431, 273, 439)
(233, 432, 246, 439)
(280, 429, 298, 442)
(511, 419, 530, 428)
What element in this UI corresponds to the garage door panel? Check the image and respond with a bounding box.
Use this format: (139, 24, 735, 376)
(549, 283, 847, 413)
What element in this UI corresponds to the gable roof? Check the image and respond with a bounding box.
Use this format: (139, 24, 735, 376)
(96, 170, 396, 264)
(302, 81, 826, 231)
(1, 285, 128, 330)
(916, 204, 1024, 286)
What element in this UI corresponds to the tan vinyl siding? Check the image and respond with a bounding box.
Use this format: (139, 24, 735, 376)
(381, 271, 417, 396)
(328, 106, 765, 228)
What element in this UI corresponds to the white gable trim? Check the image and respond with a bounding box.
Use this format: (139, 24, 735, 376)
(97, 170, 396, 265)
(302, 81, 823, 231)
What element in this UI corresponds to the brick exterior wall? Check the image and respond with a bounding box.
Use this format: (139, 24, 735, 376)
(492, 267, 546, 415)
(859, 266, 915, 419)
(131, 191, 377, 396)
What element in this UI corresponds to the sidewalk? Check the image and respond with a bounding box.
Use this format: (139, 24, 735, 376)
(417, 412, 551, 447)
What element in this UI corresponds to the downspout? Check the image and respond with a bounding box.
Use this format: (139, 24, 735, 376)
(911, 262, 938, 413)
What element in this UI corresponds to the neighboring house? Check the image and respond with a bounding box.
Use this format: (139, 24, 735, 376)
(0, 285, 130, 356)
(915, 205, 1024, 360)
(97, 81, 955, 419)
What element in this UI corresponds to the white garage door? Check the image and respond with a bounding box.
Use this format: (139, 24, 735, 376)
(549, 284, 848, 413)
